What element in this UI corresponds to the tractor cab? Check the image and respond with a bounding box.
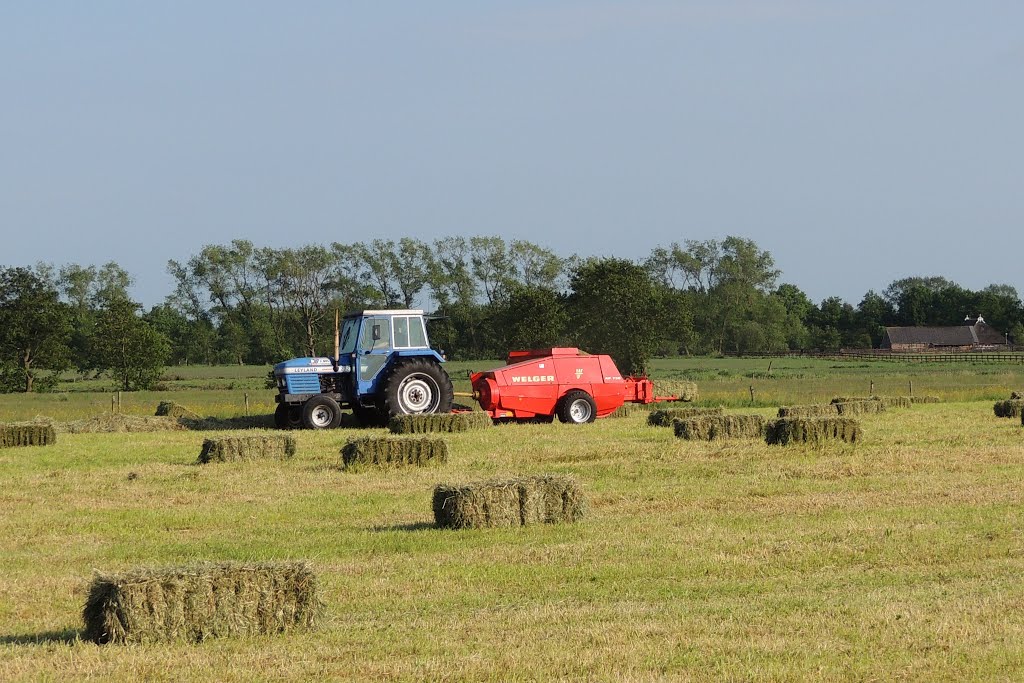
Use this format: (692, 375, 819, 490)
(273, 310, 452, 429)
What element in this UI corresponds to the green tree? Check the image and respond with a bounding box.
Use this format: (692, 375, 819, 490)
(145, 304, 217, 365)
(167, 240, 281, 364)
(0, 267, 72, 392)
(58, 261, 134, 371)
(493, 284, 569, 351)
(92, 298, 171, 390)
(509, 240, 565, 290)
(772, 284, 812, 349)
(265, 245, 340, 357)
(568, 258, 664, 375)
(855, 290, 895, 347)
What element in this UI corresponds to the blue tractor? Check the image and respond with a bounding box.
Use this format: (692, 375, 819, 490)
(272, 309, 454, 429)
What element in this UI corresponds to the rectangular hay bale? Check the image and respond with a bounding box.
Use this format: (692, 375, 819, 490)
(651, 381, 699, 402)
(673, 414, 766, 440)
(776, 404, 839, 418)
(82, 560, 323, 644)
(766, 417, 862, 445)
(994, 399, 1024, 418)
(342, 436, 448, 468)
(648, 406, 724, 427)
(0, 423, 57, 448)
(834, 400, 885, 416)
(197, 435, 296, 463)
(387, 411, 492, 434)
(432, 474, 585, 529)
(832, 396, 910, 409)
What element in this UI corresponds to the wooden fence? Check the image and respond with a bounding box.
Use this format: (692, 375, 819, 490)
(725, 349, 1024, 364)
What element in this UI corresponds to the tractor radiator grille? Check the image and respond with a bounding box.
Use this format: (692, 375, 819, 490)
(286, 375, 322, 394)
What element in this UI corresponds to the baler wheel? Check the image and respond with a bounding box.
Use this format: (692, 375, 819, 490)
(302, 395, 343, 429)
(274, 403, 303, 430)
(557, 390, 597, 424)
(383, 358, 454, 416)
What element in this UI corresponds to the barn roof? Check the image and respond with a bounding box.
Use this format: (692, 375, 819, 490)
(883, 322, 1006, 347)
(883, 326, 975, 346)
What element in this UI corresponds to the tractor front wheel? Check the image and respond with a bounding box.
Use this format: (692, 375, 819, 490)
(556, 390, 597, 424)
(302, 395, 343, 430)
(382, 358, 454, 416)
(274, 403, 303, 430)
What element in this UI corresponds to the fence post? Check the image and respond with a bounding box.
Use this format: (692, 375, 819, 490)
(111, 396, 116, 414)
(870, 380, 874, 395)
(909, 380, 914, 396)
(749, 385, 755, 403)
(117, 391, 121, 414)
(244, 393, 250, 417)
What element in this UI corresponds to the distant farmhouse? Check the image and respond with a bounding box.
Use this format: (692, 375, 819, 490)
(881, 316, 1008, 352)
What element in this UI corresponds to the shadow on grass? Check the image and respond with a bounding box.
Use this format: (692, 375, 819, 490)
(180, 415, 276, 431)
(0, 628, 82, 646)
(183, 413, 373, 431)
(371, 521, 437, 533)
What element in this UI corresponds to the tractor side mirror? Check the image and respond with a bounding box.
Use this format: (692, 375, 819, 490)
(372, 325, 381, 341)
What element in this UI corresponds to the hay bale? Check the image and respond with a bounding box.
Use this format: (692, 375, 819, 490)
(994, 400, 1024, 418)
(197, 435, 296, 463)
(155, 401, 201, 420)
(673, 414, 766, 440)
(387, 411, 491, 434)
(432, 474, 585, 529)
(0, 422, 57, 448)
(834, 400, 885, 416)
(82, 560, 323, 644)
(875, 396, 912, 409)
(776, 404, 839, 418)
(647, 406, 724, 427)
(1012, 391, 1023, 400)
(652, 381, 699, 402)
(832, 396, 910, 409)
(766, 417, 862, 445)
(342, 436, 448, 469)
(59, 414, 186, 434)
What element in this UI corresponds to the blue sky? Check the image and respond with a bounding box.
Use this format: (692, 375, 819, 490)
(3, 2, 1022, 307)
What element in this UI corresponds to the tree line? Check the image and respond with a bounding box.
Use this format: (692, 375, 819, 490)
(2, 235, 1022, 392)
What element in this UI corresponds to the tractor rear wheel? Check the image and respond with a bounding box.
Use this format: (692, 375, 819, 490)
(302, 395, 343, 430)
(382, 358, 454, 416)
(274, 403, 303, 430)
(556, 390, 597, 424)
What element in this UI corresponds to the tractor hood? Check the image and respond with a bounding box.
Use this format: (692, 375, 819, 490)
(273, 357, 345, 376)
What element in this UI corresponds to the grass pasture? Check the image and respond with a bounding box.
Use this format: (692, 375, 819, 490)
(3, 358, 1024, 680)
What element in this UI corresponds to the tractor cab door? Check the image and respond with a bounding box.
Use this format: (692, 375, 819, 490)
(356, 316, 392, 392)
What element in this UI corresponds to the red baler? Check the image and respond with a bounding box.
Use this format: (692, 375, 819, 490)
(470, 348, 674, 423)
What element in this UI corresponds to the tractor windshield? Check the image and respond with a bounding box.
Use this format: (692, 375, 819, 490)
(338, 318, 358, 354)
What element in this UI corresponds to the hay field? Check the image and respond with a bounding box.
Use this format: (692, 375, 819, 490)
(3, 361, 1024, 680)
(3, 404, 1024, 679)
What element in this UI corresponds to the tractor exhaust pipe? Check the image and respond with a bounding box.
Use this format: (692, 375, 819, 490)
(332, 309, 340, 372)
